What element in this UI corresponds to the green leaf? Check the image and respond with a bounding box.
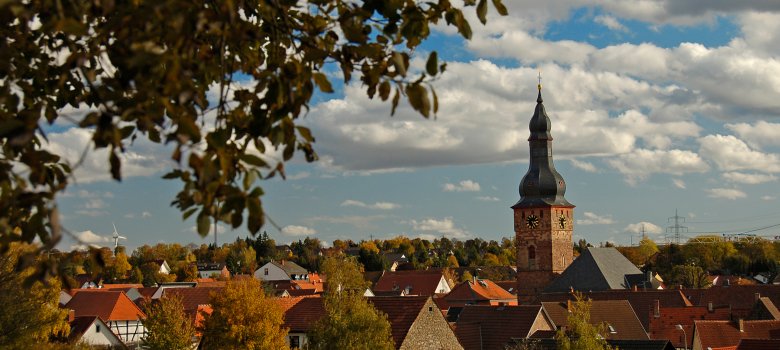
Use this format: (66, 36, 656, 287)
(492, 0, 509, 15)
(379, 81, 391, 101)
(197, 212, 211, 238)
(426, 51, 439, 76)
(391, 52, 407, 77)
(477, 0, 488, 25)
(391, 88, 400, 116)
(109, 151, 121, 181)
(246, 197, 264, 234)
(296, 126, 315, 142)
(240, 154, 267, 168)
(313, 73, 334, 93)
(406, 84, 430, 118)
(182, 208, 198, 220)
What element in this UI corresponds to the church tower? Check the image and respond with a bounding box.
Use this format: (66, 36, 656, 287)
(513, 80, 574, 299)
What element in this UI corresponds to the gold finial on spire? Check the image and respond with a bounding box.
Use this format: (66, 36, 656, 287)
(537, 69, 542, 91)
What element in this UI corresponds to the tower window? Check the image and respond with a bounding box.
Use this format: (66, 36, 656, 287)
(528, 246, 536, 260)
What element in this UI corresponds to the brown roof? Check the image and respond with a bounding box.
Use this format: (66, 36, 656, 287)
(374, 270, 446, 296)
(454, 305, 547, 350)
(736, 339, 780, 349)
(755, 297, 780, 320)
(685, 285, 780, 319)
(278, 296, 325, 333)
(369, 296, 430, 348)
(101, 283, 143, 290)
(445, 279, 516, 303)
(541, 300, 649, 340)
(539, 289, 692, 330)
(694, 320, 780, 350)
(495, 281, 518, 295)
(65, 290, 146, 321)
(162, 287, 222, 312)
(647, 305, 731, 348)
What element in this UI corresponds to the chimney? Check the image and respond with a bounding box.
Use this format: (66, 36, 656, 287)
(567, 300, 572, 312)
(633, 284, 638, 292)
(281, 260, 285, 266)
(654, 299, 660, 318)
(754, 293, 761, 302)
(68, 309, 75, 322)
(738, 319, 744, 332)
(708, 301, 713, 312)
(647, 270, 652, 282)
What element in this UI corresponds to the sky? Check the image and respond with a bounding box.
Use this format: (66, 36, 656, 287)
(53, 1, 780, 251)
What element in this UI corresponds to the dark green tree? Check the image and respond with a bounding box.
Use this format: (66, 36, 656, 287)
(0, 0, 506, 282)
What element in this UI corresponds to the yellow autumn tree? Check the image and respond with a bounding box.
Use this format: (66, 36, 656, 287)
(142, 295, 196, 350)
(199, 278, 288, 350)
(0, 243, 69, 348)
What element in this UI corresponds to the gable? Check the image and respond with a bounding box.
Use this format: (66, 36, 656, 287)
(545, 248, 642, 293)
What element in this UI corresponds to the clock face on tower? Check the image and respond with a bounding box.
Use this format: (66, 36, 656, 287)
(558, 214, 567, 229)
(526, 214, 540, 229)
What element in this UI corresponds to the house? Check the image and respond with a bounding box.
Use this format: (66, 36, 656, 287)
(152, 259, 172, 275)
(544, 247, 648, 293)
(67, 315, 125, 348)
(750, 296, 780, 320)
(442, 279, 517, 310)
(373, 270, 451, 296)
(65, 290, 147, 345)
(278, 296, 325, 349)
(453, 305, 556, 350)
(369, 296, 463, 350)
(708, 274, 756, 287)
(684, 285, 780, 320)
(529, 338, 676, 350)
(647, 304, 731, 348)
(735, 339, 780, 349)
(162, 286, 223, 327)
(254, 260, 309, 281)
(691, 319, 780, 350)
(541, 300, 649, 340)
(539, 289, 693, 331)
(195, 263, 230, 279)
(382, 253, 409, 271)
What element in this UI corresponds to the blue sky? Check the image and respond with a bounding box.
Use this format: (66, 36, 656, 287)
(54, 1, 780, 251)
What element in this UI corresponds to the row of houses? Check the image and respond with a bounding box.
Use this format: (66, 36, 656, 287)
(59, 257, 780, 349)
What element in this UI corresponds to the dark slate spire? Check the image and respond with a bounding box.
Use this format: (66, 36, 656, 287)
(512, 85, 572, 209)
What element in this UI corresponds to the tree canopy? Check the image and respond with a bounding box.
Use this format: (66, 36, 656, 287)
(199, 278, 288, 349)
(0, 0, 507, 281)
(142, 295, 196, 350)
(555, 292, 614, 350)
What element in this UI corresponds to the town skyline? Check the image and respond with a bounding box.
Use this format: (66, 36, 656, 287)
(54, 2, 780, 251)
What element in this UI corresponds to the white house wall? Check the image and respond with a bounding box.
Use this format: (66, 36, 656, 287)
(254, 263, 291, 281)
(79, 319, 124, 347)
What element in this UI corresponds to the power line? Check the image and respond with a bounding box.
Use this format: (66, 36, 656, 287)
(667, 209, 688, 245)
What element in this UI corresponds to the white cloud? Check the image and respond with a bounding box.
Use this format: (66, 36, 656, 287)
(443, 180, 481, 192)
(723, 172, 777, 184)
(84, 198, 106, 209)
(672, 179, 686, 189)
(410, 217, 469, 239)
(607, 149, 709, 184)
(594, 15, 628, 32)
(699, 135, 780, 173)
(726, 121, 780, 148)
(141, 211, 152, 218)
(287, 172, 311, 180)
(75, 230, 110, 244)
(623, 222, 664, 234)
(281, 225, 317, 236)
(706, 188, 747, 200)
(762, 195, 776, 201)
(476, 196, 500, 202)
(340, 200, 400, 210)
(75, 210, 107, 217)
(570, 159, 598, 173)
(577, 212, 615, 225)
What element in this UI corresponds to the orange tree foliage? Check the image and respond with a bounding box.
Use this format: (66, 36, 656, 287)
(142, 295, 196, 350)
(0, 0, 506, 281)
(199, 278, 288, 350)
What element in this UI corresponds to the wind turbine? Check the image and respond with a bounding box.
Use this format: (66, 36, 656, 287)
(112, 223, 127, 250)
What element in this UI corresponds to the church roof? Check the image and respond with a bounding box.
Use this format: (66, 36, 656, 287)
(512, 89, 572, 209)
(544, 247, 642, 293)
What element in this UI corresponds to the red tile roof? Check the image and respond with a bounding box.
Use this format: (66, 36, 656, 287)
(685, 285, 780, 319)
(368, 296, 430, 348)
(162, 287, 222, 312)
(454, 305, 547, 350)
(539, 289, 692, 330)
(495, 281, 518, 295)
(647, 305, 731, 348)
(278, 296, 325, 333)
(374, 270, 447, 296)
(65, 290, 146, 321)
(542, 300, 649, 340)
(694, 319, 780, 350)
(101, 283, 143, 290)
(445, 279, 516, 304)
(735, 338, 780, 349)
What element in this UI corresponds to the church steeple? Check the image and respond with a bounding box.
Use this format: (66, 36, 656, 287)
(512, 83, 572, 209)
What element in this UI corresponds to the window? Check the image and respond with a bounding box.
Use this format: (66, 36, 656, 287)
(528, 246, 536, 260)
(289, 335, 300, 348)
(95, 324, 100, 333)
(264, 268, 268, 276)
